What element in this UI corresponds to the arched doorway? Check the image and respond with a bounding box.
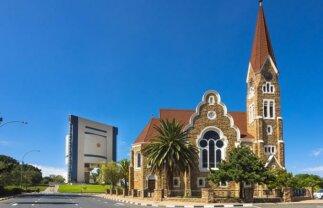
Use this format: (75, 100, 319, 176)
(146, 174, 157, 191)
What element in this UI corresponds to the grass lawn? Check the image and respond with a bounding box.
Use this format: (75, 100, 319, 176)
(58, 184, 112, 193)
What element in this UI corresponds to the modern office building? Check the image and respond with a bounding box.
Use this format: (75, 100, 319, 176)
(65, 115, 118, 183)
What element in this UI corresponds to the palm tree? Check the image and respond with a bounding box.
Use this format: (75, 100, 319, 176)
(118, 159, 130, 190)
(142, 119, 198, 193)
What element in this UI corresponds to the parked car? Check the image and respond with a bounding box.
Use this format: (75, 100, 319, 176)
(313, 189, 323, 199)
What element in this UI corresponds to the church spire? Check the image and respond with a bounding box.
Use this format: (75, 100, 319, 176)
(250, 1, 276, 73)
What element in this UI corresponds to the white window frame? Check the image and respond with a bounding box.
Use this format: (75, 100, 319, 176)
(173, 177, 180, 188)
(264, 145, 276, 155)
(208, 96, 215, 105)
(262, 82, 275, 94)
(248, 103, 255, 123)
(197, 177, 206, 188)
(266, 125, 273, 135)
(219, 181, 228, 188)
(207, 111, 216, 120)
(135, 152, 142, 170)
(263, 99, 275, 119)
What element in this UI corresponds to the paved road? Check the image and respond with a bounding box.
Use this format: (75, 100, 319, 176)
(0, 193, 144, 208)
(1, 193, 322, 208)
(255, 204, 323, 208)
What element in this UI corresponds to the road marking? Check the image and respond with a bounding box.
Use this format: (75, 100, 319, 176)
(11, 203, 18, 206)
(115, 202, 124, 206)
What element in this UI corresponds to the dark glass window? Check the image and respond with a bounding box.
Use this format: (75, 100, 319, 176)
(202, 149, 208, 168)
(173, 178, 179, 186)
(204, 131, 220, 140)
(216, 149, 222, 163)
(199, 130, 225, 169)
(137, 153, 141, 168)
(199, 140, 207, 148)
(216, 140, 224, 148)
(199, 179, 204, 186)
(270, 101, 274, 118)
(264, 101, 268, 118)
(209, 140, 215, 168)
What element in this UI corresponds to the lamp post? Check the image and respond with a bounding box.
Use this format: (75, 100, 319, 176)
(20, 150, 40, 188)
(0, 120, 28, 127)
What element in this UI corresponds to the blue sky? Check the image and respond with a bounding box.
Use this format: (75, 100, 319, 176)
(0, 0, 322, 177)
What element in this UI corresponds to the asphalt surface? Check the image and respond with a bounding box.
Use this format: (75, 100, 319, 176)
(1, 193, 323, 208)
(0, 193, 144, 208)
(255, 204, 323, 208)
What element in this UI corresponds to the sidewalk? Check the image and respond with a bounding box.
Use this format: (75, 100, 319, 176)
(97, 194, 253, 207)
(42, 185, 59, 193)
(97, 194, 323, 208)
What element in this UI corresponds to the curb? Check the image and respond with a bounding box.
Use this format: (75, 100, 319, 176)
(0, 195, 15, 201)
(103, 196, 253, 208)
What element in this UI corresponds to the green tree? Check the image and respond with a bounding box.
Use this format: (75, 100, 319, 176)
(118, 159, 130, 190)
(0, 155, 19, 186)
(293, 174, 323, 191)
(53, 175, 65, 184)
(142, 119, 198, 191)
(41, 176, 54, 185)
(267, 169, 292, 190)
(100, 161, 120, 189)
(23, 164, 42, 188)
(208, 146, 273, 200)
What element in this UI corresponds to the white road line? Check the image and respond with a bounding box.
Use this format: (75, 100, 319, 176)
(11, 203, 18, 206)
(115, 202, 124, 206)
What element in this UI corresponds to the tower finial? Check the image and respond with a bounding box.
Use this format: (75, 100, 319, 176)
(259, 0, 263, 6)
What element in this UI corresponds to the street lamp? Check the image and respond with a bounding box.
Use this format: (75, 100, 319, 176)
(0, 120, 28, 127)
(0, 115, 28, 128)
(20, 150, 40, 188)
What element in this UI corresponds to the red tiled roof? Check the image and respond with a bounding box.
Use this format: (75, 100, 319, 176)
(250, 4, 276, 73)
(228, 112, 253, 138)
(133, 109, 253, 144)
(160, 109, 195, 126)
(133, 118, 160, 144)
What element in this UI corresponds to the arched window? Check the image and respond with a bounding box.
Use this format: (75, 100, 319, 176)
(262, 82, 275, 94)
(198, 130, 225, 169)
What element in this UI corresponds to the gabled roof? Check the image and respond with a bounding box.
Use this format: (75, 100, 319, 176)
(133, 109, 253, 144)
(160, 109, 194, 126)
(133, 118, 160, 144)
(250, 3, 276, 73)
(228, 112, 253, 138)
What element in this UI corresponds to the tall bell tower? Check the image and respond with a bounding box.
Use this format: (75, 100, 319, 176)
(246, 0, 285, 168)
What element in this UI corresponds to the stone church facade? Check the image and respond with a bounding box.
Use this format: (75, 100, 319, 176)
(129, 1, 285, 199)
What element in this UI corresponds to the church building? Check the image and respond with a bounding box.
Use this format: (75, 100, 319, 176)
(129, 1, 285, 199)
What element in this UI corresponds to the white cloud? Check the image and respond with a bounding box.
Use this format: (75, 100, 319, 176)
(32, 164, 67, 179)
(312, 148, 323, 157)
(301, 166, 323, 172)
